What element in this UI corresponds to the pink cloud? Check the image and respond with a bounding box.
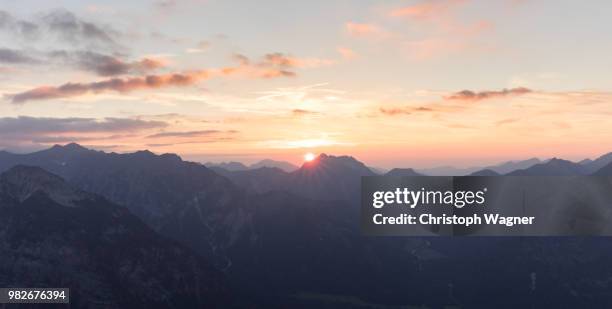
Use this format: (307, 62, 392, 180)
(345, 22, 390, 38)
(389, 0, 467, 20)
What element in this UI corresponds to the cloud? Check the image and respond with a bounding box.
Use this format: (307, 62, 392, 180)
(0, 49, 165, 76)
(50, 51, 166, 76)
(186, 40, 211, 53)
(414, 106, 434, 112)
(147, 129, 237, 138)
(445, 87, 532, 101)
(0, 116, 167, 151)
(345, 22, 390, 38)
(389, 0, 467, 20)
(292, 109, 319, 116)
(146, 129, 239, 145)
(0, 116, 166, 134)
(255, 83, 345, 102)
(0, 9, 121, 50)
(9, 71, 209, 103)
(230, 52, 332, 76)
(379, 107, 411, 116)
(380, 106, 435, 116)
(9, 52, 306, 103)
(0, 48, 38, 64)
(41, 9, 119, 48)
(0, 11, 40, 39)
(337, 47, 357, 60)
(386, 0, 493, 60)
(265, 52, 334, 68)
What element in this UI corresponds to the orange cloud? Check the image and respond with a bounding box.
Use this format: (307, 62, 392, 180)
(380, 106, 436, 116)
(263, 53, 334, 68)
(379, 107, 411, 116)
(292, 109, 319, 116)
(10, 52, 313, 103)
(388, 0, 493, 60)
(223, 52, 332, 79)
(10, 71, 210, 103)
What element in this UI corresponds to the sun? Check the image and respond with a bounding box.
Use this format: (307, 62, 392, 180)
(304, 152, 316, 162)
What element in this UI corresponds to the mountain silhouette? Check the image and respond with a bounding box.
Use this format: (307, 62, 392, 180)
(215, 153, 377, 201)
(0, 166, 229, 308)
(417, 158, 542, 175)
(287, 154, 377, 201)
(249, 159, 298, 172)
(507, 158, 588, 176)
(385, 168, 423, 177)
(469, 169, 500, 176)
(4, 145, 612, 307)
(593, 161, 612, 175)
(483, 158, 542, 174)
(212, 166, 288, 194)
(204, 161, 249, 171)
(583, 152, 612, 173)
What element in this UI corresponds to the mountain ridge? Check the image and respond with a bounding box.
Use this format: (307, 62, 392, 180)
(0, 165, 230, 308)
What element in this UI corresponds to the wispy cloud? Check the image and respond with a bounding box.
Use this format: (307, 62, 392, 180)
(345, 0, 493, 60)
(8, 51, 314, 103)
(345, 22, 390, 38)
(9, 71, 210, 103)
(379, 106, 435, 116)
(262, 53, 334, 68)
(147, 129, 237, 138)
(292, 109, 319, 116)
(389, 0, 467, 21)
(445, 87, 532, 101)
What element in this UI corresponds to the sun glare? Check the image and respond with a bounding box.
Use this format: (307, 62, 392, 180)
(304, 152, 316, 162)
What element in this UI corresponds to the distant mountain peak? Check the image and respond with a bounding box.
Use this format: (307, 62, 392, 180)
(249, 159, 297, 172)
(507, 157, 587, 176)
(160, 153, 183, 162)
(547, 157, 573, 165)
(583, 152, 612, 173)
(315, 154, 363, 166)
(205, 161, 249, 171)
(469, 169, 500, 176)
(51, 143, 88, 152)
(133, 150, 155, 156)
(298, 153, 374, 176)
(385, 168, 423, 177)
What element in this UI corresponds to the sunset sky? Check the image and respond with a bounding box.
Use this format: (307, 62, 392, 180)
(1, 0, 611, 168)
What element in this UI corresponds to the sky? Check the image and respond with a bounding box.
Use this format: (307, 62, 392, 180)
(0, 0, 611, 168)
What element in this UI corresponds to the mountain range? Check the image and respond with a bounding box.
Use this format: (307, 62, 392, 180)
(0, 165, 229, 308)
(2, 144, 612, 307)
(205, 159, 298, 172)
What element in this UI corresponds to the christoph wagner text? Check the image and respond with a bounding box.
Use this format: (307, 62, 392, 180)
(372, 188, 487, 209)
(372, 213, 535, 227)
